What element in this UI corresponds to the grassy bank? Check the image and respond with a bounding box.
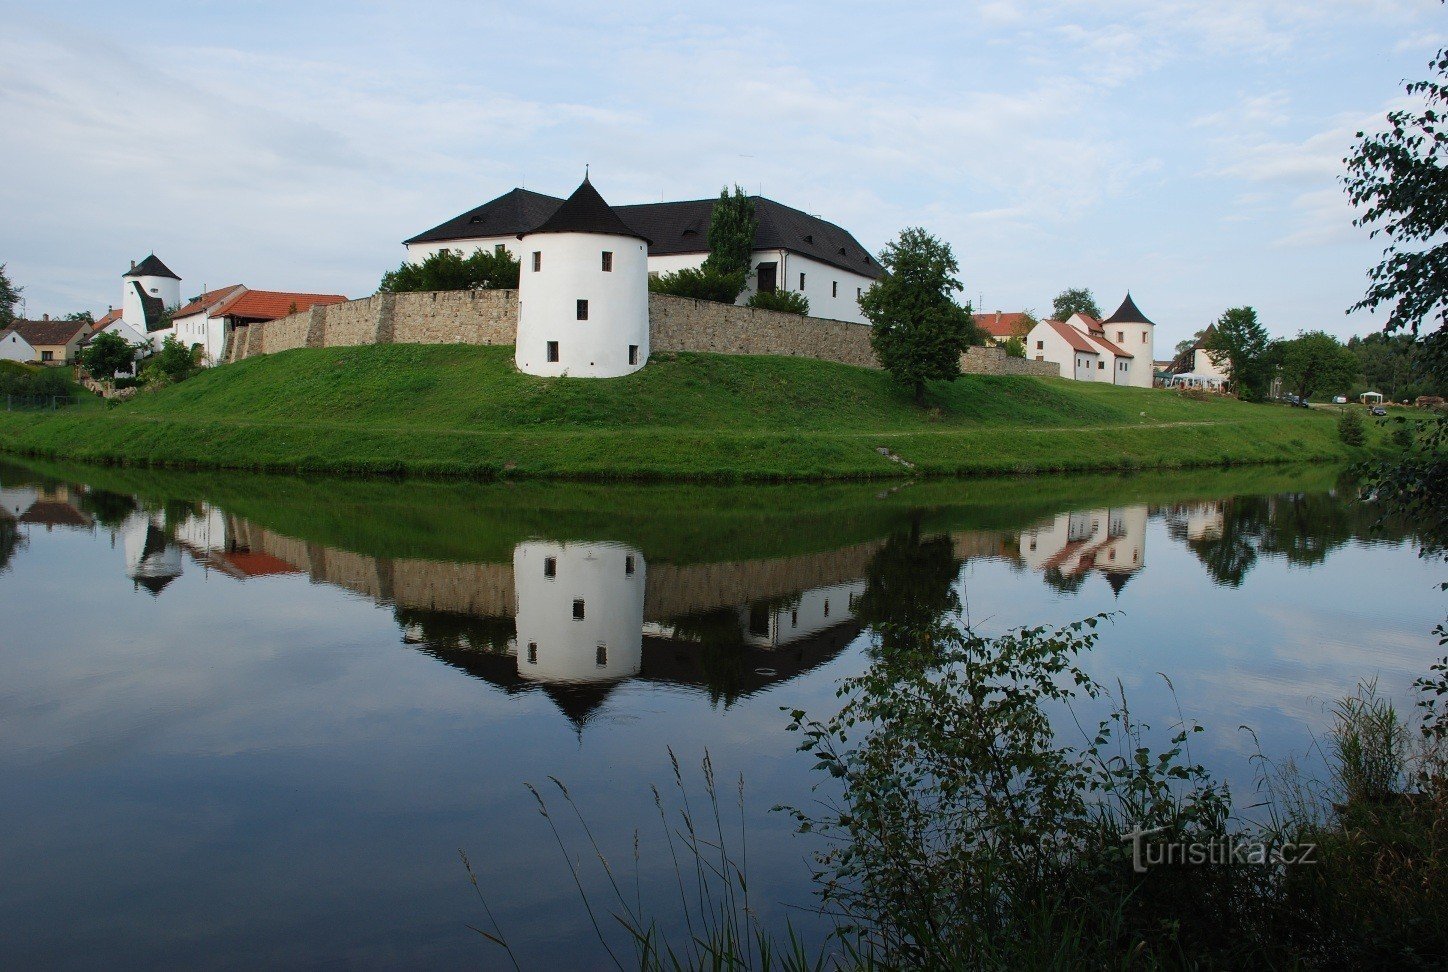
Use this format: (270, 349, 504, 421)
(0, 345, 1365, 481)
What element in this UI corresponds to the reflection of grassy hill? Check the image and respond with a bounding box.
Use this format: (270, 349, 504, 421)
(6, 457, 1346, 566)
(0, 345, 1361, 480)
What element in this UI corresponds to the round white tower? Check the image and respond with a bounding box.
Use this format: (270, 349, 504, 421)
(515, 176, 650, 378)
(512, 540, 646, 684)
(1100, 292, 1156, 389)
(121, 254, 182, 332)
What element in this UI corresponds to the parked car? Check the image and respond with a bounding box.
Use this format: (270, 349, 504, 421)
(1332, 395, 1347, 404)
(1371, 406, 1388, 416)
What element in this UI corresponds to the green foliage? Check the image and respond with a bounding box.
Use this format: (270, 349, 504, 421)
(63, 311, 94, 324)
(647, 265, 747, 303)
(1002, 335, 1026, 358)
(1347, 331, 1442, 400)
(1279, 330, 1361, 400)
(1338, 407, 1366, 446)
(378, 247, 520, 293)
(0, 360, 71, 399)
(79, 330, 140, 380)
(703, 185, 757, 279)
(861, 227, 982, 404)
(142, 336, 199, 387)
(745, 288, 809, 315)
(1205, 306, 1275, 400)
(0, 264, 21, 329)
(1051, 287, 1102, 321)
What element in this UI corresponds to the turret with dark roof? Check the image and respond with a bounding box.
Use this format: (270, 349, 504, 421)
(123, 254, 180, 280)
(1102, 292, 1154, 326)
(522, 175, 648, 242)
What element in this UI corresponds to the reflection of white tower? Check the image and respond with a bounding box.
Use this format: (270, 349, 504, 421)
(122, 512, 182, 596)
(515, 176, 650, 378)
(1098, 505, 1147, 595)
(1018, 505, 1149, 594)
(513, 541, 646, 683)
(121, 254, 181, 332)
(1185, 501, 1225, 540)
(171, 503, 229, 553)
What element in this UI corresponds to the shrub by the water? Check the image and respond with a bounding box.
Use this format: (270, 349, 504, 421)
(1339, 407, 1366, 446)
(745, 288, 809, 315)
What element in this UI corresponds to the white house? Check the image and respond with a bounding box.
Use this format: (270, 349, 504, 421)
(159, 286, 346, 365)
(1168, 325, 1231, 387)
(1023, 294, 1156, 387)
(515, 176, 651, 378)
(404, 181, 883, 325)
(0, 328, 36, 363)
(89, 308, 149, 347)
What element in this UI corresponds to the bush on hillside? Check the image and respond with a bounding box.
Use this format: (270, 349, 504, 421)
(746, 288, 809, 315)
(141, 336, 199, 387)
(379, 247, 520, 293)
(1338, 407, 1366, 446)
(0, 361, 72, 399)
(1002, 336, 1026, 358)
(648, 266, 747, 303)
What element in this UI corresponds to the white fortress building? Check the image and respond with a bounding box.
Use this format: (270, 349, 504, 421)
(1023, 294, 1157, 388)
(512, 540, 647, 684)
(514, 177, 651, 378)
(120, 254, 181, 334)
(404, 178, 882, 326)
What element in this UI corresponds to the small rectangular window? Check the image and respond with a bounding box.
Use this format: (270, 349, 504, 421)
(527, 642, 538, 664)
(1036, 340, 1044, 350)
(577, 299, 588, 321)
(41, 350, 53, 362)
(572, 599, 585, 620)
(748, 604, 770, 637)
(1097, 360, 1104, 370)
(1142, 331, 1148, 342)
(495, 243, 506, 254)
(595, 644, 607, 666)
(625, 555, 635, 575)
(856, 287, 862, 298)
(601, 251, 613, 272)
(798, 272, 806, 290)
(823, 599, 830, 618)
(1117, 331, 1124, 342)
(544, 556, 556, 578)
(546, 341, 559, 362)
(791, 610, 798, 628)
(532, 251, 541, 272)
(1035, 354, 1044, 361)
(832, 281, 838, 298)
(628, 344, 638, 365)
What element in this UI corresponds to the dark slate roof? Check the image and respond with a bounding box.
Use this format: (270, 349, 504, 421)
(124, 254, 180, 280)
(405, 186, 881, 278)
(131, 282, 167, 331)
(403, 188, 565, 246)
(1102, 292, 1154, 326)
(525, 176, 648, 242)
(11, 318, 89, 346)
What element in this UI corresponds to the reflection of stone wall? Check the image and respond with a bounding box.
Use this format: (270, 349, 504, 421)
(223, 288, 1056, 377)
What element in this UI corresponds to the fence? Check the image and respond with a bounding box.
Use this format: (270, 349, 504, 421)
(5, 394, 74, 411)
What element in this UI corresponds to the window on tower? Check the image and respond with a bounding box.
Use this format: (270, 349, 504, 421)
(832, 281, 838, 297)
(628, 344, 638, 365)
(546, 341, 559, 362)
(601, 251, 613, 272)
(577, 299, 588, 321)
(573, 599, 585, 620)
(799, 272, 806, 290)
(596, 644, 608, 666)
(532, 251, 542, 272)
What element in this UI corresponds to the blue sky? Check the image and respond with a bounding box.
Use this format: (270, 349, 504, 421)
(2, 0, 1442, 349)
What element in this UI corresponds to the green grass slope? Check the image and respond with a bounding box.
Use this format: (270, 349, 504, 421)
(0, 345, 1360, 480)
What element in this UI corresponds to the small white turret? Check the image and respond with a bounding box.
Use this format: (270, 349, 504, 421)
(515, 176, 650, 378)
(121, 254, 181, 333)
(1100, 292, 1155, 389)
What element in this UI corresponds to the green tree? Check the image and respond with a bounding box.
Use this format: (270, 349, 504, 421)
(648, 266, 748, 303)
(1051, 287, 1102, 321)
(1344, 46, 1448, 372)
(1002, 335, 1026, 358)
(746, 288, 809, 315)
(0, 264, 21, 328)
(379, 247, 520, 293)
(861, 227, 982, 405)
(79, 330, 140, 380)
(1204, 306, 1274, 400)
(703, 185, 757, 279)
(143, 335, 197, 385)
(64, 310, 94, 324)
(1338, 408, 1366, 447)
(1278, 331, 1361, 401)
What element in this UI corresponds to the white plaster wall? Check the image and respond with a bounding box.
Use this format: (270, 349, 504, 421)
(744, 580, 866, 648)
(1194, 348, 1231, 381)
(0, 331, 34, 362)
(122, 273, 180, 331)
(516, 232, 649, 378)
(1025, 322, 1077, 379)
(405, 237, 523, 264)
(0, 486, 39, 517)
(173, 504, 229, 553)
(513, 541, 646, 683)
(1095, 505, 1147, 574)
(1103, 321, 1155, 388)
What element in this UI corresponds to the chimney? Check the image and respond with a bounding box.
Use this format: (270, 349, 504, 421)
(42, 313, 49, 321)
(995, 311, 1001, 325)
(130, 260, 136, 271)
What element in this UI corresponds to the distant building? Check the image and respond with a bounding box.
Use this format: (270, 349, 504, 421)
(1022, 294, 1156, 387)
(405, 178, 882, 325)
(7, 316, 93, 365)
(1167, 325, 1231, 387)
(160, 286, 345, 365)
(976, 311, 1034, 346)
(121, 255, 182, 334)
(0, 327, 37, 363)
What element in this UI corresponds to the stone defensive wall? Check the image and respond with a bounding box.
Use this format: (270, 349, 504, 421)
(224, 290, 1058, 378)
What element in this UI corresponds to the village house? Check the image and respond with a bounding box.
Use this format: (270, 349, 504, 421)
(1165, 325, 1231, 390)
(0, 327, 37, 363)
(159, 285, 347, 365)
(976, 311, 1034, 346)
(404, 181, 882, 324)
(88, 306, 150, 347)
(5, 316, 94, 365)
(1022, 294, 1156, 388)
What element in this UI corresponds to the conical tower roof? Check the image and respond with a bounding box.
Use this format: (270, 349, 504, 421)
(124, 254, 180, 280)
(1102, 292, 1153, 326)
(523, 175, 648, 242)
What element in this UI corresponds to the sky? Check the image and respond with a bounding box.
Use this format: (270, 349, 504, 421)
(1, 0, 1443, 350)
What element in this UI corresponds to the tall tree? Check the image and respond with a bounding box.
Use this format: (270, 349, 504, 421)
(703, 185, 757, 279)
(1278, 331, 1361, 401)
(1204, 306, 1274, 400)
(0, 264, 21, 328)
(1344, 45, 1448, 375)
(861, 228, 981, 405)
(1050, 287, 1101, 321)
(79, 330, 142, 380)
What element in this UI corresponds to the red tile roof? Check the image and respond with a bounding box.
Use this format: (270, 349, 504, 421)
(1046, 319, 1100, 354)
(977, 311, 1033, 339)
(92, 308, 123, 329)
(209, 289, 347, 321)
(215, 550, 301, 578)
(11, 318, 90, 347)
(173, 285, 246, 320)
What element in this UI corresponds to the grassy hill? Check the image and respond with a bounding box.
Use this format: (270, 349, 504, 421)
(0, 345, 1361, 480)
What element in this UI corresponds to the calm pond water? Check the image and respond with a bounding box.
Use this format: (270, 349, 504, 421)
(0, 458, 1441, 968)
